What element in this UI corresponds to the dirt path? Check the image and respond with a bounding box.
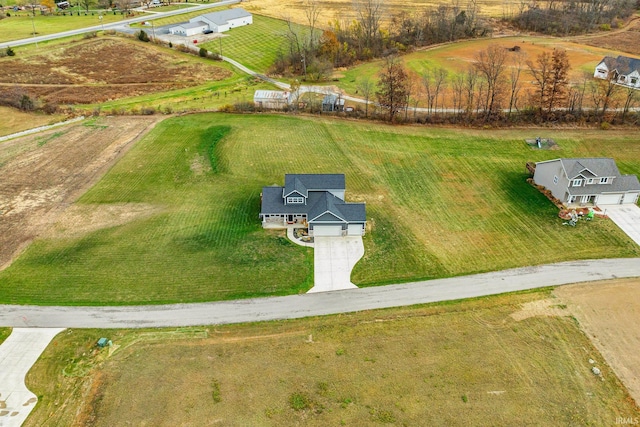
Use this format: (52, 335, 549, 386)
(0, 116, 163, 271)
(555, 279, 640, 407)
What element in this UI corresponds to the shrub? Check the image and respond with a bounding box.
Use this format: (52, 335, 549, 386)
(600, 121, 611, 130)
(136, 30, 150, 42)
(199, 47, 207, 57)
(6, 46, 15, 56)
(168, 41, 173, 48)
(83, 31, 97, 39)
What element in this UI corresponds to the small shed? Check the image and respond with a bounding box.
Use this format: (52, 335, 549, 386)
(96, 337, 110, 348)
(322, 94, 345, 112)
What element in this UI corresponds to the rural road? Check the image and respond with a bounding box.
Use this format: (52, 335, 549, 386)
(1, 258, 639, 329)
(0, 0, 240, 49)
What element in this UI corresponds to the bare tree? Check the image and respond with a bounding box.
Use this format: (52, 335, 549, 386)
(507, 50, 525, 116)
(303, 0, 322, 53)
(79, 0, 94, 12)
(353, 0, 385, 56)
(621, 85, 638, 122)
(474, 45, 508, 119)
(546, 49, 571, 113)
(589, 72, 619, 121)
(356, 76, 375, 118)
(527, 50, 552, 112)
(376, 56, 410, 122)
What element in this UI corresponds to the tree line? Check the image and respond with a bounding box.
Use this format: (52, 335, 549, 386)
(370, 46, 639, 125)
(271, 0, 491, 78)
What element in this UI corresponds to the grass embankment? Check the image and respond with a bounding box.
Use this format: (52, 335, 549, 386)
(23, 289, 640, 426)
(0, 114, 638, 305)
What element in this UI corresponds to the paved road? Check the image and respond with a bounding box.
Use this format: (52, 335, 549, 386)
(0, 0, 240, 49)
(1, 258, 638, 329)
(0, 328, 65, 427)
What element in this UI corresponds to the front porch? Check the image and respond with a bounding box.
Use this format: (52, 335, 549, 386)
(261, 214, 308, 228)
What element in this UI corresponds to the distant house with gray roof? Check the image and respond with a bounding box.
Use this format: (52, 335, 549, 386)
(169, 8, 252, 36)
(594, 55, 640, 90)
(260, 174, 366, 236)
(533, 158, 640, 206)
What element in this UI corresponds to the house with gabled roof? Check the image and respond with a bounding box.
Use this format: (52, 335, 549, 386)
(533, 158, 640, 206)
(260, 174, 366, 236)
(594, 55, 640, 90)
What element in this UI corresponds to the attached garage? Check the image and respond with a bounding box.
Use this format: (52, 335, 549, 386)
(347, 223, 364, 236)
(313, 225, 343, 237)
(623, 193, 639, 204)
(598, 194, 623, 205)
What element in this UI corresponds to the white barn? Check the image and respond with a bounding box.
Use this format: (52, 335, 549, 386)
(169, 8, 252, 36)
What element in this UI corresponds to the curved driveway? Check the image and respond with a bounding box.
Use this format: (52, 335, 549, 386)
(1, 258, 639, 328)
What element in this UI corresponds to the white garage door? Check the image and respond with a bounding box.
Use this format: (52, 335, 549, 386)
(347, 224, 363, 236)
(313, 225, 343, 237)
(598, 194, 622, 205)
(623, 193, 639, 204)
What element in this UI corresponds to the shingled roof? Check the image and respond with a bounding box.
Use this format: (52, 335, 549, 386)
(598, 55, 640, 75)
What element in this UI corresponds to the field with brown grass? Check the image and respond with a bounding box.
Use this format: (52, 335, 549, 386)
(0, 37, 231, 104)
(555, 278, 640, 408)
(571, 17, 640, 57)
(23, 288, 639, 426)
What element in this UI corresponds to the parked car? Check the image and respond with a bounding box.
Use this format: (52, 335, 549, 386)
(203, 29, 213, 34)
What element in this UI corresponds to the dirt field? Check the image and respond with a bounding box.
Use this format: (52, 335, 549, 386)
(0, 37, 231, 104)
(555, 278, 640, 407)
(0, 116, 163, 270)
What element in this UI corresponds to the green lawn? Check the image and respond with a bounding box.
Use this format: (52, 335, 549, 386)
(0, 114, 638, 305)
(0, 12, 128, 43)
(200, 14, 309, 74)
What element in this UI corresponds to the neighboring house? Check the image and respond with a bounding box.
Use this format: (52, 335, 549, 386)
(533, 158, 640, 206)
(322, 94, 345, 112)
(169, 8, 252, 36)
(594, 55, 640, 90)
(260, 174, 366, 236)
(254, 90, 292, 109)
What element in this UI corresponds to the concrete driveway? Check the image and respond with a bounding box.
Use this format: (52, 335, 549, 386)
(602, 204, 640, 246)
(308, 236, 364, 293)
(0, 328, 65, 427)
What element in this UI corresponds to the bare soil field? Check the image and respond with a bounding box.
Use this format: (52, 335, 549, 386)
(0, 116, 163, 270)
(0, 37, 231, 104)
(555, 278, 640, 406)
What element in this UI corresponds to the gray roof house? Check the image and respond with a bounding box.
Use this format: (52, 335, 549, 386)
(533, 158, 640, 206)
(594, 55, 640, 90)
(260, 174, 366, 236)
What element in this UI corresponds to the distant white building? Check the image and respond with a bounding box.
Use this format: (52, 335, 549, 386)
(169, 8, 252, 36)
(254, 90, 292, 109)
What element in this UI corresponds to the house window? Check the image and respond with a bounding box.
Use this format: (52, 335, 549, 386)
(599, 177, 610, 184)
(587, 178, 595, 184)
(597, 69, 606, 75)
(287, 196, 304, 204)
(553, 175, 559, 185)
(631, 78, 638, 85)
(572, 179, 583, 187)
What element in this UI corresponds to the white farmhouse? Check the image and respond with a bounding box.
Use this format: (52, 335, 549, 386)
(594, 55, 640, 90)
(169, 8, 253, 36)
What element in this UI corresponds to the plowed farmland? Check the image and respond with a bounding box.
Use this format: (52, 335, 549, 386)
(0, 37, 231, 104)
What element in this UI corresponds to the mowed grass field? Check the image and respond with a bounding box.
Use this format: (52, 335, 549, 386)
(0, 114, 638, 305)
(0, 12, 126, 43)
(200, 14, 308, 73)
(23, 290, 640, 426)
